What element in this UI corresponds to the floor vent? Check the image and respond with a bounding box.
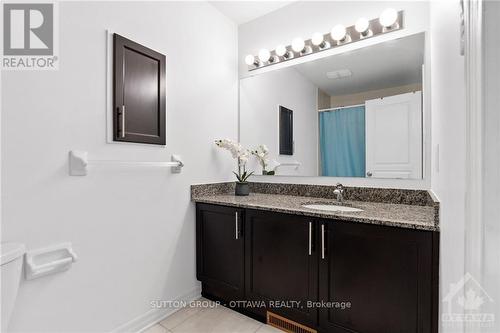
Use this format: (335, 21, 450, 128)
(266, 312, 317, 333)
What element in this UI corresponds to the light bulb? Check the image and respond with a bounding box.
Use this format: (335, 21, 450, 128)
(311, 32, 330, 50)
(276, 44, 293, 59)
(331, 25, 346, 41)
(258, 49, 271, 62)
(291, 37, 305, 53)
(355, 17, 372, 38)
(379, 8, 398, 28)
(245, 54, 257, 66)
(269, 55, 280, 63)
(331, 24, 347, 42)
(275, 44, 287, 57)
(311, 33, 324, 46)
(355, 18, 370, 33)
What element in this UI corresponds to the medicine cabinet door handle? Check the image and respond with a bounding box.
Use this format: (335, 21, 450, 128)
(120, 105, 126, 138)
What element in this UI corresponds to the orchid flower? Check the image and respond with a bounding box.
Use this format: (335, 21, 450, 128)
(251, 144, 270, 170)
(215, 139, 254, 182)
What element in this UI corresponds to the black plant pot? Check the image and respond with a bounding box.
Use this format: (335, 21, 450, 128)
(235, 182, 250, 196)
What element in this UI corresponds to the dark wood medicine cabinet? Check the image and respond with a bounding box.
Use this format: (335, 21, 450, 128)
(279, 105, 294, 155)
(113, 33, 166, 145)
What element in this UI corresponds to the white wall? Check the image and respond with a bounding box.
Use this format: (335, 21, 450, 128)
(1, 2, 237, 332)
(238, 0, 432, 189)
(240, 67, 318, 176)
(429, 1, 466, 332)
(482, 2, 500, 331)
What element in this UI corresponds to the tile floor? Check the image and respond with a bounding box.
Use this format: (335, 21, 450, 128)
(143, 298, 282, 333)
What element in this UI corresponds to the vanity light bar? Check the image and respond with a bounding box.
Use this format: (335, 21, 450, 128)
(245, 9, 404, 71)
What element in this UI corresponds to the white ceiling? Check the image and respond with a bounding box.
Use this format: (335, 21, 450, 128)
(294, 33, 425, 96)
(209, 1, 295, 25)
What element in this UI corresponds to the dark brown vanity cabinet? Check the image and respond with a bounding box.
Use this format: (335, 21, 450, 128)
(196, 204, 245, 302)
(113, 34, 166, 145)
(195, 203, 438, 333)
(244, 209, 318, 327)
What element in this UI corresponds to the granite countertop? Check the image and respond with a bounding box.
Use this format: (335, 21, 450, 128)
(192, 187, 439, 232)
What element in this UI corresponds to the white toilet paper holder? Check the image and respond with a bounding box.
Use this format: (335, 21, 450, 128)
(25, 242, 78, 280)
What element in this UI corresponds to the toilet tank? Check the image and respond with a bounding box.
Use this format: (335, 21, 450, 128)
(1, 243, 25, 331)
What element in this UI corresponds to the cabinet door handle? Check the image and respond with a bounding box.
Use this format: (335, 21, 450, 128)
(321, 224, 326, 259)
(120, 105, 126, 138)
(235, 211, 239, 240)
(308, 222, 312, 255)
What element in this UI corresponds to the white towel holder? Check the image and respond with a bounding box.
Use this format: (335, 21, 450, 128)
(25, 242, 78, 280)
(274, 161, 301, 170)
(69, 150, 184, 176)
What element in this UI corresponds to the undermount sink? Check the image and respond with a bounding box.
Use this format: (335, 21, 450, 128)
(302, 203, 364, 212)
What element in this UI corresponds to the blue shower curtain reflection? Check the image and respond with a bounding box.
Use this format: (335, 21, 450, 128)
(319, 106, 366, 177)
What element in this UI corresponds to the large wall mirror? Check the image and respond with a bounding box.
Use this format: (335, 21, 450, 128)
(240, 32, 425, 179)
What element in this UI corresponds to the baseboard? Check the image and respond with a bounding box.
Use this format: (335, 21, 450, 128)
(111, 286, 202, 333)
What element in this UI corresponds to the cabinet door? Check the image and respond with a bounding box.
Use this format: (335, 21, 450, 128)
(318, 220, 434, 333)
(245, 209, 318, 327)
(113, 34, 166, 145)
(196, 204, 244, 302)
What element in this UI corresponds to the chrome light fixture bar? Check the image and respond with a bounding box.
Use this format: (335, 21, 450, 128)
(245, 9, 404, 71)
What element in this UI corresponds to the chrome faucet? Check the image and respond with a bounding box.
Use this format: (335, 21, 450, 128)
(333, 183, 345, 204)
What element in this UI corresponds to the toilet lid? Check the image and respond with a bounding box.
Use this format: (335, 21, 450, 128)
(1, 243, 25, 266)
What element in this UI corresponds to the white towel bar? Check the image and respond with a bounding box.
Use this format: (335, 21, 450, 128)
(69, 150, 184, 176)
(275, 161, 301, 170)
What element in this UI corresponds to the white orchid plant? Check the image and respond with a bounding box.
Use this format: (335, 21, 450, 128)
(215, 139, 254, 183)
(251, 145, 274, 175)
